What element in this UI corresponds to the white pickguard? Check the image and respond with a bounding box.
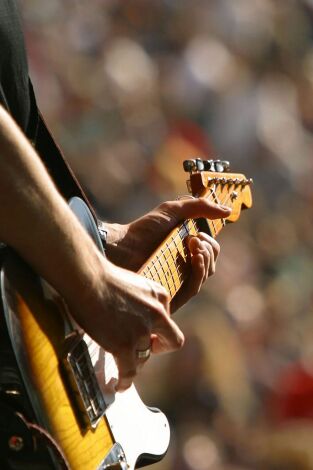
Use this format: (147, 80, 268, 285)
(86, 335, 170, 469)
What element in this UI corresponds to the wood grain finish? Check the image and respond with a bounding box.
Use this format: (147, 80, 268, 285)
(2, 252, 113, 470)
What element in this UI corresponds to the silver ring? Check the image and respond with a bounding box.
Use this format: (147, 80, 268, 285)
(136, 348, 151, 360)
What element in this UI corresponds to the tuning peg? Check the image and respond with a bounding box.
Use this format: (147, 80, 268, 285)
(213, 160, 224, 172)
(183, 158, 205, 173)
(183, 160, 196, 172)
(195, 158, 205, 171)
(221, 160, 230, 171)
(203, 160, 215, 171)
(184, 158, 231, 174)
(213, 159, 230, 172)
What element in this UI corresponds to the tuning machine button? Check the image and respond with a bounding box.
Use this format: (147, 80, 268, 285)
(203, 160, 214, 171)
(183, 160, 196, 172)
(183, 158, 205, 173)
(221, 160, 230, 171)
(184, 158, 231, 173)
(213, 160, 230, 172)
(195, 158, 205, 171)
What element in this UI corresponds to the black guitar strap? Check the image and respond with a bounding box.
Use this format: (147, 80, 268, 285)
(0, 401, 70, 469)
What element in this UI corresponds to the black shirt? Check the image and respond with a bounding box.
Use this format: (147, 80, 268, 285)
(0, 0, 94, 211)
(0, 0, 31, 134)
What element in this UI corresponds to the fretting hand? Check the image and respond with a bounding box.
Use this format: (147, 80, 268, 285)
(104, 198, 231, 312)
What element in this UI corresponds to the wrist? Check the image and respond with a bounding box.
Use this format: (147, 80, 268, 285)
(101, 222, 129, 265)
(105, 222, 129, 246)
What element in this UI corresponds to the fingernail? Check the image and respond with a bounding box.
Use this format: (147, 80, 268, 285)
(220, 204, 231, 211)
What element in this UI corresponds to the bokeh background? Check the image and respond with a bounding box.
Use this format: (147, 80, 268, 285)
(21, 1, 313, 469)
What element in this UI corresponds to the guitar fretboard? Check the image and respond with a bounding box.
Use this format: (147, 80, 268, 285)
(139, 214, 226, 300)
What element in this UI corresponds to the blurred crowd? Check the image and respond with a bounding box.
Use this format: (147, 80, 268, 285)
(20, 0, 313, 469)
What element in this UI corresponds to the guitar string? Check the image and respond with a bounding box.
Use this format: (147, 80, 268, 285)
(83, 189, 236, 382)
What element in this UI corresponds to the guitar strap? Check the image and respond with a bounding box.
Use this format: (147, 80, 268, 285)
(0, 401, 70, 469)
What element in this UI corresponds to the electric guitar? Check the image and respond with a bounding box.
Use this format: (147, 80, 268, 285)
(0, 159, 252, 469)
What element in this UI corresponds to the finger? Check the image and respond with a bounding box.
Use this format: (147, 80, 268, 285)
(197, 232, 220, 260)
(187, 238, 208, 276)
(151, 315, 185, 354)
(189, 233, 221, 274)
(171, 252, 206, 312)
(115, 351, 137, 392)
(145, 279, 185, 353)
(203, 242, 215, 276)
(191, 251, 206, 292)
(160, 198, 231, 222)
(195, 239, 216, 276)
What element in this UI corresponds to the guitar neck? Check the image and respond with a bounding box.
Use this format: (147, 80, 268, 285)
(138, 168, 253, 300)
(139, 216, 225, 300)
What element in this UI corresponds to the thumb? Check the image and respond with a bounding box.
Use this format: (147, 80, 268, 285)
(164, 198, 231, 222)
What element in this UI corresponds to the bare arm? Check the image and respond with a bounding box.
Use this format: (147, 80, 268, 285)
(0, 106, 183, 390)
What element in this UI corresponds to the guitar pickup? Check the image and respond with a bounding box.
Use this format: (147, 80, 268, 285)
(62, 334, 107, 430)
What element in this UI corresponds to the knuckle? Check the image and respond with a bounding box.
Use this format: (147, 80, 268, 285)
(121, 368, 136, 379)
(211, 239, 220, 255)
(177, 335, 185, 349)
(159, 201, 174, 213)
(157, 287, 170, 303)
(208, 256, 216, 273)
(159, 200, 181, 220)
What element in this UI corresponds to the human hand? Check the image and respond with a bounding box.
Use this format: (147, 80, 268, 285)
(104, 198, 231, 312)
(71, 257, 184, 391)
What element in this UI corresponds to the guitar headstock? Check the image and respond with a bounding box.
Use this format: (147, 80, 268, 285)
(184, 158, 253, 223)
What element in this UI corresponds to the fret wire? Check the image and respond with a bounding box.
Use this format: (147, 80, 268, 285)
(147, 256, 185, 296)
(147, 251, 188, 296)
(161, 235, 187, 273)
(162, 243, 175, 294)
(165, 242, 178, 297)
(155, 245, 176, 296)
(153, 234, 189, 279)
(144, 223, 191, 282)
(150, 259, 162, 284)
(168, 236, 184, 292)
(148, 234, 187, 280)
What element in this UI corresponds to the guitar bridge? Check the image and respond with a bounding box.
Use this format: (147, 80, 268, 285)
(97, 443, 128, 469)
(62, 334, 107, 429)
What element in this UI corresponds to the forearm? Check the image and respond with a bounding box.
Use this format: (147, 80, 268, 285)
(0, 107, 184, 389)
(0, 106, 108, 311)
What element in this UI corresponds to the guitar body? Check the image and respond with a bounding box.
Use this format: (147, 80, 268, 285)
(0, 197, 170, 470)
